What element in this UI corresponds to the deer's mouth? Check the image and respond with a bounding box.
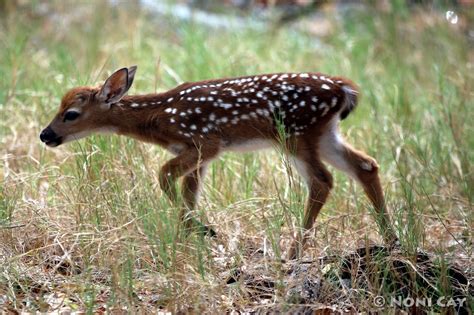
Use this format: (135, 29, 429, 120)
(44, 137, 63, 147)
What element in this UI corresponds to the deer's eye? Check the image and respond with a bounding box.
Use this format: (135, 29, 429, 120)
(64, 111, 80, 122)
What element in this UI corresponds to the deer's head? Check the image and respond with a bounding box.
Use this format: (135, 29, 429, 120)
(40, 66, 137, 147)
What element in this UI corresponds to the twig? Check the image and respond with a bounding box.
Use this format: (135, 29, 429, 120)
(0, 223, 26, 229)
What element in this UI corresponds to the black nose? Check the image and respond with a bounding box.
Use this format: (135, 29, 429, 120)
(40, 127, 57, 142)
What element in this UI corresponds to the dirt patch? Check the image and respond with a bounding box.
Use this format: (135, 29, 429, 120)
(225, 245, 473, 313)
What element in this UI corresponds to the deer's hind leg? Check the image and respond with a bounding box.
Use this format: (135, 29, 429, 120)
(319, 121, 398, 246)
(288, 138, 333, 259)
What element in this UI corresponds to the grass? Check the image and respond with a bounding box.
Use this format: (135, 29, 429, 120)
(0, 1, 472, 313)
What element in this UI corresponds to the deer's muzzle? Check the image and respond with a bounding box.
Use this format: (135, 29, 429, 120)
(40, 126, 62, 147)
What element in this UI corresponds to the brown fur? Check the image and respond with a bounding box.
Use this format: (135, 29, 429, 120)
(42, 70, 398, 259)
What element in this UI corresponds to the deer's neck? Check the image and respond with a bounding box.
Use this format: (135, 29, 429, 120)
(105, 93, 173, 145)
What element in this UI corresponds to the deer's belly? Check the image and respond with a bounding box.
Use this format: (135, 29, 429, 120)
(224, 138, 274, 153)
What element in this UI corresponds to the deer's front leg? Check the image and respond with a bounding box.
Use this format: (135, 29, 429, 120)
(182, 164, 208, 210)
(182, 164, 216, 236)
(159, 146, 218, 235)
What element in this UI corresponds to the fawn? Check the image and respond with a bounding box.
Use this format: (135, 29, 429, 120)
(40, 66, 398, 258)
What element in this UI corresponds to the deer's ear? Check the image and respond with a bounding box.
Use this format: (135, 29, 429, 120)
(97, 67, 134, 107)
(126, 65, 137, 90)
